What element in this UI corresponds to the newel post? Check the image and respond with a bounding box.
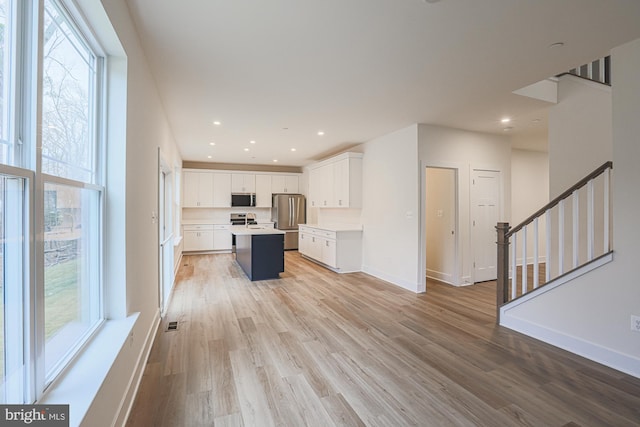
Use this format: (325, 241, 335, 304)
(496, 222, 510, 324)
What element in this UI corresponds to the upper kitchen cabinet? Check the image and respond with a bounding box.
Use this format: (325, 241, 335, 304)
(271, 174, 299, 194)
(183, 171, 214, 207)
(212, 173, 231, 207)
(308, 152, 362, 208)
(183, 170, 231, 207)
(255, 174, 272, 207)
(231, 173, 255, 193)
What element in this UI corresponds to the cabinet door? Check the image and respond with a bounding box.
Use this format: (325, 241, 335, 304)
(320, 165, 335, 207)
(183, 172, 214, 207)
(321, 238, 337, 268)
(232, 173, 255, 193)
(183, 172, 200, 207)
(333, 159, 349, 208)
(213, 173, 231, 207)
(308, 235, 323, 261)
(284, 175, 299, 193)
(255, 175, 272, 207)
(299, 232, 309, 256)
(309, 169, 321, 207)
(271, 175, 285, 193)
(199, 173, 215, 207)
(184, 230, 214, 251)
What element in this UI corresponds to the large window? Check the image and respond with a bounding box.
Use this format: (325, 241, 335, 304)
(0, 0, 104, 403)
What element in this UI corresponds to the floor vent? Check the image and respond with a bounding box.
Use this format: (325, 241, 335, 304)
(166, 321, 179, 331)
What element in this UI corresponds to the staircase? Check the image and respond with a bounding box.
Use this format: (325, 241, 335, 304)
(495, 161, 613, 322)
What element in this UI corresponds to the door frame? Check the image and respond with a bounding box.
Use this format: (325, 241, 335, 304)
(158, 148, 174, 314)
(419, 160, 461, 291)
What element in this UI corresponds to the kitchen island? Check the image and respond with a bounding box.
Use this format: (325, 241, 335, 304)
(231, 226, 285, 280)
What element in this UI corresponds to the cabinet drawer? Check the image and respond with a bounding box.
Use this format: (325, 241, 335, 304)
(184, 224, 214, 231)
(213, 224, 230, 230)
(316, 230, 336, 239)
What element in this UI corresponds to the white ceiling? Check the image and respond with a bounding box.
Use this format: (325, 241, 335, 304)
(125, 0, 640, 166)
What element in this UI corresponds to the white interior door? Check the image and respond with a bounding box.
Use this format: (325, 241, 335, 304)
(472, 169, 500, 282)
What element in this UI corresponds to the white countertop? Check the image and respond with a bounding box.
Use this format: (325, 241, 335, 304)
(182, 220, 231, 225)
(300, 223, 363, 232)
(230, 225, 286, 236)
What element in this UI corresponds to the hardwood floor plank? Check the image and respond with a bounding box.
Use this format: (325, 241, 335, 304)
(126, 252, 640, 427)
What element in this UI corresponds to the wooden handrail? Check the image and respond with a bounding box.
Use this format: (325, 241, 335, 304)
(506, 161, 612, 238)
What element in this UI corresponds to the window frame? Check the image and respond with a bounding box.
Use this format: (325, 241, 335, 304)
(0, 0, 107, 403)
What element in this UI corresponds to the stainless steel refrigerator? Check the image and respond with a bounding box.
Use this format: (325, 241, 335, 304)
(271, 194, 306, 250)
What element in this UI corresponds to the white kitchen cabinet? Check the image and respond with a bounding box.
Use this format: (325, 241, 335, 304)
(213, 224, 232, 250)
(183, 171, 214, 207)
(212, 173, 231, 207)
(308, 168, 322, 208)
(231, 173, 255, 193)
(271, 175, 299, 194)
(255, 174, 272, 207)
(183, 225, 214, 251)
(308, 152, 362, 208)
(298, 225, 362, 273)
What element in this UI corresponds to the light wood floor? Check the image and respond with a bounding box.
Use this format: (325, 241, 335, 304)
(126, 252, 640, 427)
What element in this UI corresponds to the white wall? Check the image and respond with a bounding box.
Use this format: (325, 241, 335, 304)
(548, 75, 612, 197)
(501, 38, 640, 378)
(418, 125, 511, 285)
(79, 0, 183, 425)
(511, 149, 549, 263)
(361, 125, 421, 292)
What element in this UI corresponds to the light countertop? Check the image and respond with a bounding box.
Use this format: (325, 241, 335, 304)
(230, 225, 286, 236)
(300, 223, 363, 232)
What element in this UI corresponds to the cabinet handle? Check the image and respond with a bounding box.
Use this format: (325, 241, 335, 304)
(339, 200, 342, 206)
(325, 241, 329, 247)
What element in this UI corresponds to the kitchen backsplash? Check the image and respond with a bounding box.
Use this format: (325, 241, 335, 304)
(182, 207, 273, 223)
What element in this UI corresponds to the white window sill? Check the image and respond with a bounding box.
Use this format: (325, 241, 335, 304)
(38, 313, 140, 427)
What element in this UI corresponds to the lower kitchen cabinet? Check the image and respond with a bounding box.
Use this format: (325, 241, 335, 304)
(298, 225, 362, 273)
(184, 224, 232, 252)
(183, 225, 214, 251)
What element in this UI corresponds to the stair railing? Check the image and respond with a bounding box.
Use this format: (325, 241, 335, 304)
(558, 56, 610, 85)
(496, 161, 613, 321)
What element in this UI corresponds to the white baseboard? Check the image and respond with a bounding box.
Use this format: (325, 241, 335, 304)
(362, 264, 419, 293)
(425, 268, 454, 285)
(501, 315, 640, 379)
(113, 309, 161, 427)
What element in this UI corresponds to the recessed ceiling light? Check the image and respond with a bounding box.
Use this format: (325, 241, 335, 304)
(317, 131, 325, 136)
(213, 120, 221, 126)
(501, 118, 511, 123)
(209, 142, 215, 146)
(273, 159, 278, 162)
(250, 140, 256, 144)
(290, 148, 296, 152)
(503, 127, 514, 132)
(549, 42, 565, 49)
(244, 148, 249, 152)
(207, 155, 212, 159)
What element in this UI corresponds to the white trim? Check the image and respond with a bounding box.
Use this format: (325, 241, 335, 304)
(113, 310, 161, 427)
(362, 265, 420, 293)
(38, 313, 140, 426)
(501, 252, 613, 311)
(501, 313, 640, 379)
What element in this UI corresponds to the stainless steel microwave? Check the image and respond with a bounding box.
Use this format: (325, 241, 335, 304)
(231, 193, 256, 207)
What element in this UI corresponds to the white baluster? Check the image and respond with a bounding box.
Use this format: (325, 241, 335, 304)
(511, 233, 517, 300)
(558, 200, 565, 275)
(533, 218, 539, 289)
(604, 167, 610, 252)
(546, 209, 551, 282)
(522, 226, 528, 295)
(587, 179, 595, 261)
(572, 190, 579, 269)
